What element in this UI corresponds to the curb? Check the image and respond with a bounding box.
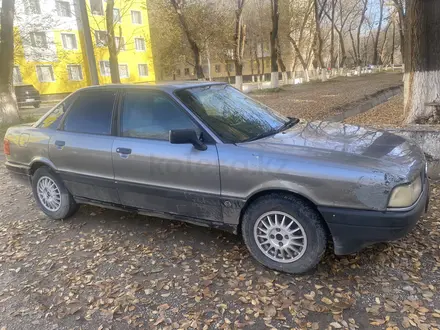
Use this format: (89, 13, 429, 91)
(327, 85, 404, 122)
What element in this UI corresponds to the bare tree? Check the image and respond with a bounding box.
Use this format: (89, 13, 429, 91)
(313, 0, 328, 81)
(288, 0, 314, 82)
(234, 0, 246, 90)
(391, 0, 405, 62)
(404, 0, 440, 124)
(170, 0, 205, 79)
(348, 0, 368, 75)
(0, 0, 20, 125)
(270, 0, 280, 87)
(372, 0, 384, 65)
(105, 0, 120, 83)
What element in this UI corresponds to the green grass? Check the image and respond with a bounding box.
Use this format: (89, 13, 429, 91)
(1, 115, 40, 139)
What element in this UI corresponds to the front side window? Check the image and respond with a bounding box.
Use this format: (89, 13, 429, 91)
(56, 1, 71, 17)
(63, 91, 116, 135)
(67, 64, 83, 81)
(121, 91, 198, 140)
(176, 85, 288, 143)
(61, 33, 77, 49)
(30, 32, 48, 48)
(36, 65, 55, 82)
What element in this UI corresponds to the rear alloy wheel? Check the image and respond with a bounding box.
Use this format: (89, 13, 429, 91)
(242, 194, 327, 274)
(32, 167, 78, 220)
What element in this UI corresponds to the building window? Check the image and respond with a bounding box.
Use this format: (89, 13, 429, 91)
(131, 10, 142, 24)
(175, 69, 181, 77)
(95, 30, 107, 47)
(25, 0, 41, 14)
(134, 37, 145, 51)
(227, 63, 234, 72)
(30, 32, 48, 48)
(115, 36, 125, 51)
(67, 64, 83, 81)
(56, 1, 71, 17)
(184, 68, 190, 76)
(99, 61, 111, 76)
(61, 33, 77, 50)
(215, 64, 221, 73)
(90, 0, 103, 15)
(119, 64, 129, 78)
(138, 64, 148, 77)
(36, 65, 55, 82)
(13, 66, 23, 85)
(113, 8, 121, 23)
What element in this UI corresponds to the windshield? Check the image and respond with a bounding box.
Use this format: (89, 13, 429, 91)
(175, 85, 289, 143)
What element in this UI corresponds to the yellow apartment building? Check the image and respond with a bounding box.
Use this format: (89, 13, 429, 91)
(12, 0, 156, 96)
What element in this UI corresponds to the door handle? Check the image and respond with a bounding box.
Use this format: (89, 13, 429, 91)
(55, 140, 65, 150)
(116, 147, 132, 155)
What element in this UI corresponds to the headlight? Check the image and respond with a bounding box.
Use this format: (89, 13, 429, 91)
(388, 176, 422, 208)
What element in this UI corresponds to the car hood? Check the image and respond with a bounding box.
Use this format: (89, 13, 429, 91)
(241, 120, 425, 180)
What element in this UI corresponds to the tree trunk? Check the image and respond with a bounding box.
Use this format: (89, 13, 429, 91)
(391, 20, 395, 65)
(372, 0, 384, 65)
(260, 41, 265, 81)
(270, 0, 279, 88)
(330, 0, 336, 68)
(289, 35, 310, 82)
(170, 0, 205, 79)
(106, 0, 120, 83)
(356, 0, 368, 68)
(0, 0, 20, 125)
(336, 29, 347, 68)
(313, 0, 327, 81)
(392, 0, 405, 63)
(404, 0, 440, 124)
(234, 0, 246, 91)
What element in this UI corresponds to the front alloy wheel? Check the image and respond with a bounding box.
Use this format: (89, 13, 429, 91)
(242, 193, 327, 274)
(254, 211, 307, 263)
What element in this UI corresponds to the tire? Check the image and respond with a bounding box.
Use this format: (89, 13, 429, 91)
(32, 167, 79, 220)
(241, 194, 327, 274)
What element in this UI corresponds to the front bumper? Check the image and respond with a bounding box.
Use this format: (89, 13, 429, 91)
(318, 178, 430, 255)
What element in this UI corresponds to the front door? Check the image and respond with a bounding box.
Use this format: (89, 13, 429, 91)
(49, 89, 119, 203)
(112, 90, 222, 222)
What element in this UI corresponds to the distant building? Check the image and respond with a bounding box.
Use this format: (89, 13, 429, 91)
(9, 0, 155, 96)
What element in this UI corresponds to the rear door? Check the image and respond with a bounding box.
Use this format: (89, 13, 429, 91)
(112, 89, 222, 222)
(48, 89, 119, 203)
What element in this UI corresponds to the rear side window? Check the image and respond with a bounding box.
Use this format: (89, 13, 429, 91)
(63, 91, 116, 135)
(39, 95, 75, 129)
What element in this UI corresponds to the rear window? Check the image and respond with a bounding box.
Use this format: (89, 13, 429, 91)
(62, 91, 116, 135)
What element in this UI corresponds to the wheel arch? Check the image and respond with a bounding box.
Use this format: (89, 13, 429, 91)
(29, 157, 57, 176)
(237, 188, 331, 239)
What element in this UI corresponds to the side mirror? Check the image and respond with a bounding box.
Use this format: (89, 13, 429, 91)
(169, 129, 207, 151)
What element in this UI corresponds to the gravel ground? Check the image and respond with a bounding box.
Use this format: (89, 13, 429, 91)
(254, 73, 403, 121)
(344, 94, 405, 128)
(1, 167, 440, 330)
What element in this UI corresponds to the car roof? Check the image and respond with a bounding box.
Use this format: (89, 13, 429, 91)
(76, 81, 227, 93)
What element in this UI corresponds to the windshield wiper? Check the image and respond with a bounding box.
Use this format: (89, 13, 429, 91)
(241, 117, 299, 143)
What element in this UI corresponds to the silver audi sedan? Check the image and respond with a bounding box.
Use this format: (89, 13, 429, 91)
(4, 82, 429, 274)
